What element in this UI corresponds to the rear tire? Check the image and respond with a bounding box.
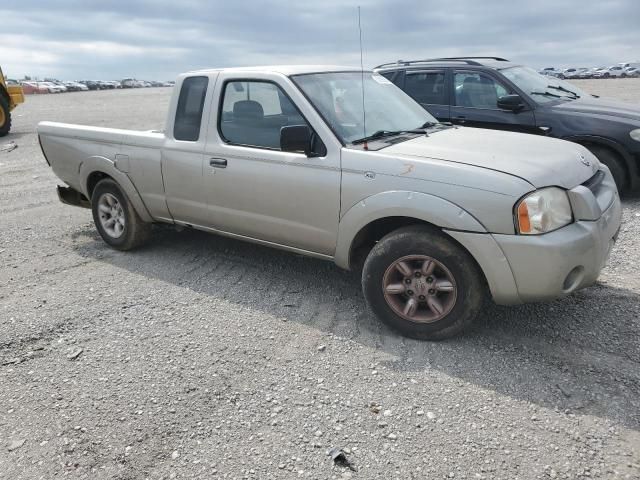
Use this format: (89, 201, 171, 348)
(362, 225, 485, 340)
(587, 145, 627, 193)
(91, 178, 151, 250)
(0, 96, 11, 137)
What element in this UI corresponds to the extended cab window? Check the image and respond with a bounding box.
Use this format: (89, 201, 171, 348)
(454, 72, 509, 109)
(219, 80, 309, 150)
(174, 76, 208, 141)
(404, 70, 446, 105)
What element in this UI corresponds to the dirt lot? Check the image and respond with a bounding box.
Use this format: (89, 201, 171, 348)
(1, 80, 639, 479)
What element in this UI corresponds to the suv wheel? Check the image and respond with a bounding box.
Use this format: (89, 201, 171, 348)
(587, 145, 627, 192)
(362, 225, 485, 340)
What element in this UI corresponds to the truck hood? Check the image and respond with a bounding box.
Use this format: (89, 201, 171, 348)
(383, 127, 599, 189)
(549, 96, 640, 123)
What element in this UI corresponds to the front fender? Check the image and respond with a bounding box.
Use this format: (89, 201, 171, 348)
(79, 155, 153, 222)
(334, 190, 487, 269)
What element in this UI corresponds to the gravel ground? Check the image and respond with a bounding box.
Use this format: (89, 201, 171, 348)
(1, 81, 639, 479)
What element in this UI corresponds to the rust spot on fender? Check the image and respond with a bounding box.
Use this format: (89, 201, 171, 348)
(399, 163, 415, 176)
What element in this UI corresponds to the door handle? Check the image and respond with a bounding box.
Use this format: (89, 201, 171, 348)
(209, 158, 227, 168)
(454, 115, 466, 124)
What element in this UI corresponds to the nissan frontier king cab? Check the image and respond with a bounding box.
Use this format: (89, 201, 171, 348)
(37, 66, 621, 340)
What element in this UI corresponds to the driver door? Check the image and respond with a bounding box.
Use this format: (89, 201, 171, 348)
(450, 70, 538, 134)
(202, 77, 341, 256)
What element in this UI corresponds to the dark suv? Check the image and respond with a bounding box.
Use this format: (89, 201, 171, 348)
(375, 57, 640, 192)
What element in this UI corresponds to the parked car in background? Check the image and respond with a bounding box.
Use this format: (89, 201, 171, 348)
(562, 68, 588, 79)
(625, 67, 640, 78)
(578, 67, 600, 79)
(121, 78, 137, 88)
(376, 57, 640, 192)
(539, 67, 561, 78)
(38, 65, 621, 340)
(39, 82, 66, 93)
(80, 80, 102, 90)
(591, 68, 609, 79)
(594, 66, 626, 78)
(20, 81, 45, 94)
(63, 81, 89, 92)
(619, 62, 640, 70)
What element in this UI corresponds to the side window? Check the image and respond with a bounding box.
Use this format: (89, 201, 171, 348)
(174, 76, 208, 141)
(454, 72, 509, 109)
(220, 80, 310, 150)
(404, 70, 446, 105)
(379, 70, 403, 87)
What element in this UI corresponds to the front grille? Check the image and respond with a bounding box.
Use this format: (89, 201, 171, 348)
(582, 170, 605, 194)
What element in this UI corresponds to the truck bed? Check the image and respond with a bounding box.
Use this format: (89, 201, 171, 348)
(38, 121, 165, 195)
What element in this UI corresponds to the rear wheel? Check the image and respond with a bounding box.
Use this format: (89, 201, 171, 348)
(362, 226, 485, 340)
(586, 145, 627, 192)
(0, 96, 11, 137)
(91, 178, 151, 250)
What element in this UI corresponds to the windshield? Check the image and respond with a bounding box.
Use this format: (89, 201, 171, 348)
(292, 71, 436, 144)
(500, 66, 587, 103)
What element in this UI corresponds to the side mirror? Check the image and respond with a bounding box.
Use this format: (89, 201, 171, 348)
(280, 125, 312, 155)
(497, 94, 525, 112)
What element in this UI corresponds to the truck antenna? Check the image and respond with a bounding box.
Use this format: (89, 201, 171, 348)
(358, 6, 368, 150)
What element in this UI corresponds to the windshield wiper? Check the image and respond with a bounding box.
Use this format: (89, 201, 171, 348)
(547, 84, 579, 98)
(530, 91, 563, 99)
(351, 128, 426, 145)
(351, 130, 404, 145)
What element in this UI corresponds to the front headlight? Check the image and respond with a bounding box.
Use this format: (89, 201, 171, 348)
(630, 129, 640, 142)
(515, 187, 573, 235)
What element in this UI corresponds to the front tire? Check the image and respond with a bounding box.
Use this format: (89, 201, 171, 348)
(91, 178, 151, 250)
(362, 226, 485, 340)
(587, 145, 627, 193)
(0, 96, 11, 137)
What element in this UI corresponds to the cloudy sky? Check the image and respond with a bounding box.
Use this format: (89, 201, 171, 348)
(2, 0, 639, 80)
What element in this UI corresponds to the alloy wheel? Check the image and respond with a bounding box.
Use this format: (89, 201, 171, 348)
(382, 255, 457, 323)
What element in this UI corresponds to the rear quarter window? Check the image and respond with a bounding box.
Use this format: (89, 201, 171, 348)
(174, 76, 208, 141)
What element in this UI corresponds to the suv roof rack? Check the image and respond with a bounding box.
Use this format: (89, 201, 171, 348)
(375, 57, 510, 69)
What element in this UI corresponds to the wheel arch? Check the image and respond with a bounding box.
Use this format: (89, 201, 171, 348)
(565, 134, 637, 190)
(80, 155, 153, 222)
(334, 191, 487, 270)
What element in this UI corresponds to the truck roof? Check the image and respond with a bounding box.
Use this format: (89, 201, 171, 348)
(186, 65, 364, 76)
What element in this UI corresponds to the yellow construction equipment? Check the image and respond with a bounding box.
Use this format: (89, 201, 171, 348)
(0, 65, 24, 136)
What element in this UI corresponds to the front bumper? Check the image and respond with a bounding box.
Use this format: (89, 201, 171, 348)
(493, 193, 621, 302)
(446, 167, 622, 305)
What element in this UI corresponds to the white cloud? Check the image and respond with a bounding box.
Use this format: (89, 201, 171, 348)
(1, 0, 639, 80)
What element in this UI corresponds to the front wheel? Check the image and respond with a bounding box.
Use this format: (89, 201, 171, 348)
(0, 96, 11, 137)
(362, 226, 485, 340)
(91, 178, 151, 250)
(587, 145, 627, 193)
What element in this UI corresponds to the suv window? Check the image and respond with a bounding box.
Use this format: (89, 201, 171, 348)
(174, 76, 208, 141)
(454, 72, 509, 109)
(404, 70, 446, 105)
(220, 80, 308, 150)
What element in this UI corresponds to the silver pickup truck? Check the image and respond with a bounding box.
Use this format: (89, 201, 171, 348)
(38, 65, 622, 340)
